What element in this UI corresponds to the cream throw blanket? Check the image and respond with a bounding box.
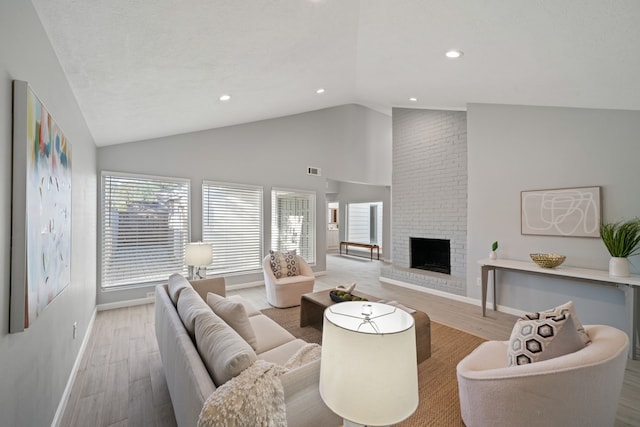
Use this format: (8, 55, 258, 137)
(198, 343, 322, 427)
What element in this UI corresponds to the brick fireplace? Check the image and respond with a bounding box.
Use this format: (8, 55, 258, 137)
(381, 108, 467, 295)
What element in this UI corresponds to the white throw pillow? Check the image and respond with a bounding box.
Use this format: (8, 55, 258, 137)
(207, 293, 258, 350)
(520, 300, 591, 346)
(507, 313, 585, 366)
(228, 295, 261, 317)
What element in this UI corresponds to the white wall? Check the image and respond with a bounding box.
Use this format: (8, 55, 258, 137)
(97, 104, 391, 304)
(0, 1, 97, 425)
(467, 103, 640, 333)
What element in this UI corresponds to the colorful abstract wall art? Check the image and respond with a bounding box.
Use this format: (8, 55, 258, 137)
(11, 81, 72, 332)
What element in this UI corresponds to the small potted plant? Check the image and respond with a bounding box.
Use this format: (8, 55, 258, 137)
(489, 241, 498, 260)
(600, 218, 640, 277)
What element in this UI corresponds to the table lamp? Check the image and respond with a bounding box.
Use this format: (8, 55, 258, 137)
(319, 301, 418, 427)
(185, 242, 212, 280)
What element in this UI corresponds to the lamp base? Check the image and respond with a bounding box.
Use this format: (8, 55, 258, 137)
(188, 266, 207, 280)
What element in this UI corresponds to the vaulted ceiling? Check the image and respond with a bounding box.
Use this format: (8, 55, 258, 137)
(31, 0, 640, 146)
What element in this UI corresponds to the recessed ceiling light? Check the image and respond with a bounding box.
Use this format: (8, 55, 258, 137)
(445, 50, 463, 59)
(219, 94, 231, 101)
(316, 88, 325, 94)
(409, 97, 418, 102)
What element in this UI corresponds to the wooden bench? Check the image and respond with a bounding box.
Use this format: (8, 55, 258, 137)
(339, 241, 380, 260)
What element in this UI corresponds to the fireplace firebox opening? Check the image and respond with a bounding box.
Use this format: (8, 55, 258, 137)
(410, 237, 451, 275)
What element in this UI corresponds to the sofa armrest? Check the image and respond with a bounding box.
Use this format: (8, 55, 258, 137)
(190, 277, 226, 301)
(280, 359, 341, 427)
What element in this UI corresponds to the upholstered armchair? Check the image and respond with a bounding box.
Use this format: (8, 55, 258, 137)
(456, 325, 628, 427)
(262, 254, 315, 308)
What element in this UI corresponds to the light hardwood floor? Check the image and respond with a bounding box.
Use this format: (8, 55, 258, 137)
(62, 254, 640, 426)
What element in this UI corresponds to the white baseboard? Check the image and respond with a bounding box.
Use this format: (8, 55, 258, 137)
(51, 308, 97, 427)
(226, 270, 327, 291)
(97, 296, 154, 311)
(492, 304, 528, 317)
(379, 276, 527, 317)
(226, 280, 264, 291)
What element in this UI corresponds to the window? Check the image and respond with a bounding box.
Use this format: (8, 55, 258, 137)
(347, 202, 383, 246)
(101, 172, 190, 288)
(202, 181, 263, 274)
(271, 189, 316, 263)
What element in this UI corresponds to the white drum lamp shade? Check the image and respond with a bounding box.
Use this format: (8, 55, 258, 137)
(319, 302, 418, 426)
(185, 242, 212, 266)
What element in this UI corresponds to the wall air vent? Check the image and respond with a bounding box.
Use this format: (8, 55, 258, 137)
(307, 166, 321, 176)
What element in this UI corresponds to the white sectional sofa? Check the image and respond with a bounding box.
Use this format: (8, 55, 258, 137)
(155, 273, 340, 427)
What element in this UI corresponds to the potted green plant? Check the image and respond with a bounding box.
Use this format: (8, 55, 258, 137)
(600, 218, 640, 277)
(489, 241, 498, 260)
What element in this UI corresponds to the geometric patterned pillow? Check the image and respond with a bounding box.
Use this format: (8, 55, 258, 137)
(520, 301, 591, 346)
(507, 313, 586, 366)
(269, 249, 298, 279)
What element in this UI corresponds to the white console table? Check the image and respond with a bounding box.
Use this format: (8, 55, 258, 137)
(479, 258, 640, 360)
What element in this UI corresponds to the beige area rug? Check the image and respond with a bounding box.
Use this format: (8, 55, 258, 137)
(261, 306, 486, 427)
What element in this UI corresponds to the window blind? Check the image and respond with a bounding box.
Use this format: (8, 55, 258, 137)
(101, 172, 190, 288)
(202, 181, 263, 274)
(271, 189, 315, 263)
(347, 202, 383, 246)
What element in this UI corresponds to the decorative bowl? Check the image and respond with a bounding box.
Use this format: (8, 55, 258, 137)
(530, 253, 566, 268)
(329, 290, 368, 303)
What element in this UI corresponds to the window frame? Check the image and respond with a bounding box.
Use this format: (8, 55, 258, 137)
(100, 171, 191, 289)
(346, 201, 383, 247)
(201, 180, 264, 275)
(271, 187, 316, 264)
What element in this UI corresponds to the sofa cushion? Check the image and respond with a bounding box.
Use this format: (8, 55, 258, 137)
(269, 249, 299, 278)
(177, 287, 212, 338)
(257, 339, 308, 366)
(195, 311, 257, 386)
(520, 300, 591, 346)
(168, 273, 191, 305)
(507, 313, 585, 366)
(249, 315, 297, 354)
(207, 292, 258, 350)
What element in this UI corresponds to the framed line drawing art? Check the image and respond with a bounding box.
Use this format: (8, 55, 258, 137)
(11, 80, 72, 332)
(521, 186, 601, 238)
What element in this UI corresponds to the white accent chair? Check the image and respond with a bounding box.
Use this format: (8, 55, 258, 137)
(263, 255, 315, 308)
(456, 325, 628, 427)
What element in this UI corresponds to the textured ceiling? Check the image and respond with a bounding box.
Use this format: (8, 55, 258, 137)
(31, 0, 640, 146)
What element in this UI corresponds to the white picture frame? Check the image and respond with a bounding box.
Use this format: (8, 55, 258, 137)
(521, 186, 601, 238)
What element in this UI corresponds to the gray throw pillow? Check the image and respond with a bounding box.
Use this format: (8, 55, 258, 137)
(168, 272, 191, 305)
(206, 293, 258, 350)
(195, 311, 257, 386)
(176, 287, 211, 338)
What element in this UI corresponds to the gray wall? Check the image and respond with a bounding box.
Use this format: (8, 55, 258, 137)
(0, 1, 97, 425)
(327, 180, 391, 260)
(467, 103, 640, 333)
(98, 104, 391, 304)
